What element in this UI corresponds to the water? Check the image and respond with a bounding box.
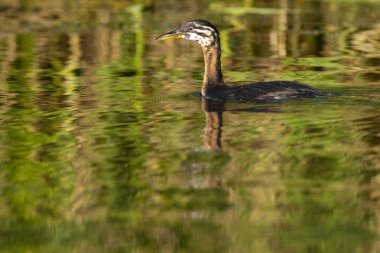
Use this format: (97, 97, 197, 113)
(0, 0, 380, 252)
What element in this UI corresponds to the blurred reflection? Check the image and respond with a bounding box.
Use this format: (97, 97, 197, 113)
(202, 98, 224, 150)
(0, 0, 380, 252)
(201, 97, 284, 151)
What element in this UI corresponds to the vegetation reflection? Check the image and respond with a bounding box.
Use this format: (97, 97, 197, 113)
(0, 0, 379, 253)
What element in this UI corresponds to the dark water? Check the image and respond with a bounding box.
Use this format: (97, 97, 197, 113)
(1, 0, 380, 252)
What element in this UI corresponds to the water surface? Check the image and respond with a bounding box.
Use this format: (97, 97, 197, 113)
(0, 0, 380, 252)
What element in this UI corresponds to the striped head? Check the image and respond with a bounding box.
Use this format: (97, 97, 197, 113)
(156, 20, 220, 48)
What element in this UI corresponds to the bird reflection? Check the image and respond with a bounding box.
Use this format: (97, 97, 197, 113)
(202, 98, 225, 151)
(201, 98, 281, 151)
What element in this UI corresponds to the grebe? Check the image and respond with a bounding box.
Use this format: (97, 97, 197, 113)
(156, 20, 333, 101)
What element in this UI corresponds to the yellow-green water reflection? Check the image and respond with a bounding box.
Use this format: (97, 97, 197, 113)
(0, 0, 380, 252)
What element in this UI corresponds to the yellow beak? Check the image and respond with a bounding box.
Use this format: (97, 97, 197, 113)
(155, 30, 183, 41)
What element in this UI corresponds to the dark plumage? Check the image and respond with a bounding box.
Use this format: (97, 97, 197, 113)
(156, 20, 334, 101)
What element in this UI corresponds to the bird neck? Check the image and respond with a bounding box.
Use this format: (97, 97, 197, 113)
(201, 45, 225, 97)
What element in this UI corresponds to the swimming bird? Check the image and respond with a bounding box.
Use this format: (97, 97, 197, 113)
(156, 20, 333, 101)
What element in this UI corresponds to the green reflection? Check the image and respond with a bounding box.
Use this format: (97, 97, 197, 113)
(0, 0, 379, 253)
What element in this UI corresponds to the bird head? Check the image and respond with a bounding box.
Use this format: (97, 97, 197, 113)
(156, 20, 219, 48)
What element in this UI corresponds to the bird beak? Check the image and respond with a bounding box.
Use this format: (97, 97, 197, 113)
(155, 29, 183, 41)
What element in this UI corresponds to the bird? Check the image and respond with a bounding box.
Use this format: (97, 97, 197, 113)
(156, 20, 334, 101)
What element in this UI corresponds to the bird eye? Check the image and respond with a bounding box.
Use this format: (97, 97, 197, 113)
(188, 27, 194, 31)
